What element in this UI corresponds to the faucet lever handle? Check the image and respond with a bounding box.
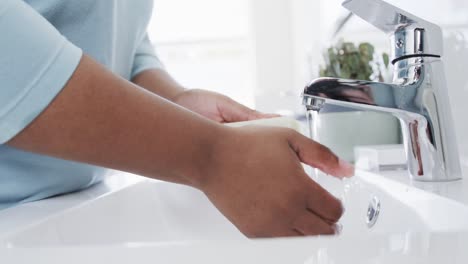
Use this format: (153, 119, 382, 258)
(342, 0, 443, 60)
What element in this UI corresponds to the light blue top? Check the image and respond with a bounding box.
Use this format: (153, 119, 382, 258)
(0, 0, 162, 209)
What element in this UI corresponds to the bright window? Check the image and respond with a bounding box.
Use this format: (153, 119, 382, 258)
(147, 0, 255, 107)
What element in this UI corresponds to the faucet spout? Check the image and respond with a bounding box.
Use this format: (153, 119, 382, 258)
(303, 58, 461, 181)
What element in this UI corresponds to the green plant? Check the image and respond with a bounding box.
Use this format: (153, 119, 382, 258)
(319, 40, 390, 81)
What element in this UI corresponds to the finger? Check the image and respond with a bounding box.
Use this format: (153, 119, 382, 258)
(287, 132, 354, 178)
(292, 210, 337, 236)
(269, 228, 304, 238)
(245, 227, 303, 238)
(219, 97, 279, 122)
(305, 177, 344, 223)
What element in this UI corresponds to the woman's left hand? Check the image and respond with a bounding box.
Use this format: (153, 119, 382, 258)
(173, 89, 278, 123)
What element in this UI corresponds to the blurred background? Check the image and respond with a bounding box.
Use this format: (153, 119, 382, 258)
(146, 0, 468, 162)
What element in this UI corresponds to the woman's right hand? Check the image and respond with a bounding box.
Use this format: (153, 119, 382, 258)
(198, 126, 354, 238)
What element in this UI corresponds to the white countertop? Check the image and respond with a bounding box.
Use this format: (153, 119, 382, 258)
(376, 166, 468, 206)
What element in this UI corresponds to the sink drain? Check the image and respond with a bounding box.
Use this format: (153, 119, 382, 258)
(366, 196, 380, 228)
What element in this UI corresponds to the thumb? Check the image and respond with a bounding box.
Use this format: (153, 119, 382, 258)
(287, 131, 354, 178)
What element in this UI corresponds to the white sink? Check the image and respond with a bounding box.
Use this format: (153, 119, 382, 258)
(321, 171, 468, 235)
(1, 168, 468, 250)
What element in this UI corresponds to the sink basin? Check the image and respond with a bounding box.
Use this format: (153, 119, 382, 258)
(1, 169, 468, 263)
(2, 169, 468, 248)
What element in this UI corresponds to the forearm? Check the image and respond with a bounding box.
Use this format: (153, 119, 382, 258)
(8, 55, 223, 187)
(132, 68, 185, 102)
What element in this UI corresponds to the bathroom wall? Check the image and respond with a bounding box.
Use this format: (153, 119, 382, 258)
(148, 0, 256, 107)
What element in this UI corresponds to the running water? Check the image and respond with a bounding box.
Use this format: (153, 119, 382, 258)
(306, 109, 363, 235)
(305, 109, 318, 140)
(306, 110, 320, 181)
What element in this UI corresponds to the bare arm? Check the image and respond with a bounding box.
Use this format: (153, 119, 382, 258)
(8, 55, 217, 187)
(8, 55, 353, 237)
(132, 68, 185, 102)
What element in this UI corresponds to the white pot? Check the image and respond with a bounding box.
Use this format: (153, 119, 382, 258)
(312, 111, 401, 162)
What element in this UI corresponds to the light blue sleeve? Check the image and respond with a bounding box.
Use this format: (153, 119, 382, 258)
(0, 0, 82, 144)
(131, 33, 164, 79)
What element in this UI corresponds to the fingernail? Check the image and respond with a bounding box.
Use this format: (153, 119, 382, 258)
(333, 223, 343, 235)
(339, 158, 355, 178)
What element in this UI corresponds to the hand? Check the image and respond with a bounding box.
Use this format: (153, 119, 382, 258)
(173, 89, 278, 123)
(200, 126, 354, 238)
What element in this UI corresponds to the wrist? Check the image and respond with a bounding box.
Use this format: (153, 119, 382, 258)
(188, 124, 237, 192)
(182, 122, 234, 189)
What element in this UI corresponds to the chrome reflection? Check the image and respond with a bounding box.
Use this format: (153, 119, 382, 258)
(367, 196, 380, 228)
(302, 0, 461, 182)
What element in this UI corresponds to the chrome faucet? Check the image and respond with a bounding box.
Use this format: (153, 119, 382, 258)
(302, 0, 461, 181)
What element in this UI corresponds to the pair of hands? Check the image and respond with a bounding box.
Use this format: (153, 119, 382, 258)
(173, 89, 353, 237)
